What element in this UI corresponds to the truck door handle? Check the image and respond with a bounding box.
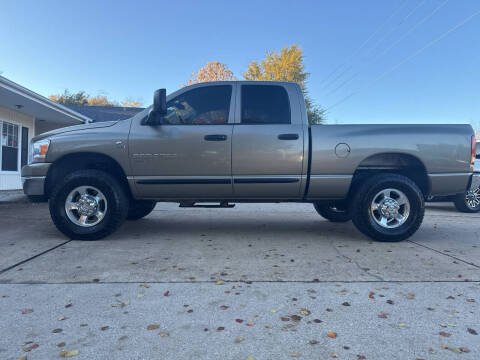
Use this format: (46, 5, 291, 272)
(204, 134, 228, 141)
(278, 133, 299, 140)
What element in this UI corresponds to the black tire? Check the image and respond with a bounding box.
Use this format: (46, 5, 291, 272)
(127, 200, 157, 220)
(49, 169, 129, 240)
(350, 173, 424, 242)
(313, 202, 351, 222)
(453, 188, 480, 213)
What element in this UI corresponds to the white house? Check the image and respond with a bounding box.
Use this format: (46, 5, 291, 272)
(0, 76, 91, 190)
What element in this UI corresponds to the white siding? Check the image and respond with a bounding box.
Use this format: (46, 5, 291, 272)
(0, 106, 35, 190)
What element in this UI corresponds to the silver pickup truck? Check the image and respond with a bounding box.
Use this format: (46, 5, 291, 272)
(22, 81, 478, 242)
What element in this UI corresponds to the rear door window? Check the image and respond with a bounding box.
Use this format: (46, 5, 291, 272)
(241, 85, 291, 124)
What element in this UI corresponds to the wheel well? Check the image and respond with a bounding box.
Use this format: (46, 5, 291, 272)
(45, 153, 131, 198)
(351, 153, 429, 196)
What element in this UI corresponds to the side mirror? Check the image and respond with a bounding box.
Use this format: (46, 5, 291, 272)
(153, 88, 167, 115)
(143, 88, 167, 125)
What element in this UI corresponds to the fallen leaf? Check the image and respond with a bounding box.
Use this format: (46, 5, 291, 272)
(17, 356, 27, 360)
(23, 344, 39, 352)
(369, 292, 375, 299)
(291, 315, 302, 322)
(159, 332, 170, 337)
(467, 328, 478, 335)
(217, 327, 225, 331)
(140, 284, 150, 288)
(235, 337, 245, 343)
(406, 293, 415, 300)
(299, 309, 311, 316)
(327, 331, 337, 339)
(235, 319, 244, 323)
(378, 312, 388, 319)
(58, 316, 67, 321)
(147, 324, 159, 330)
(57, 342, 66, 347)
(21, 309, 33, 314)
(291, 352, 300, 358)
(399, 323, 406, 327)
(270, 309, 276, 313)
(265, 325, 272, 328)
(137, 294, 144, 298)
(331, 353, 339, 358)
(439, 331, 451, 337)
(163, 291, 169, 297)
(59, 349, 79, 357)
(246, 322, 255, 326)
(178, 267, 185, 270)
(216, 280, 224, 285)
(245, 356, 255, 360)
(220, 305, 229, 310)
(281, 317, 290, 321)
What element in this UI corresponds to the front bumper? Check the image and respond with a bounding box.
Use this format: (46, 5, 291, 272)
(22, 176, 46, 196)
(21, 163, 51, 196)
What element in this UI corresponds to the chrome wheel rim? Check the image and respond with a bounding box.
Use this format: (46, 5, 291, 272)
(65, 186, 107, 227)
(370, 188, 410, 229)
(465, 187, 480, 209)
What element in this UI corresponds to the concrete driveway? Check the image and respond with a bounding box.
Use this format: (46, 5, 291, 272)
(0, 201, 478, 360)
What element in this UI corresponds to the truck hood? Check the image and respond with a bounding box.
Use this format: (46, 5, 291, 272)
(32, 121, 119, 142)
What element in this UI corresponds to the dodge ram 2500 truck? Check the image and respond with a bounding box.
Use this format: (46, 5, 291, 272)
(22, 81, 478, 242)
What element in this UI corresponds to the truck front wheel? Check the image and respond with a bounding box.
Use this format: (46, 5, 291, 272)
(127, 200, 157, 220)
(350, 174, 424, 242)
(313, 202, 351, 222)
(49, 170, 129, 240)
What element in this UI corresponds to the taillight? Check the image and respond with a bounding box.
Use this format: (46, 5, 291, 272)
(471, 135, 477, 168)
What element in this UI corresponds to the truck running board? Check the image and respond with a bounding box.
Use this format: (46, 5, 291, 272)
(179, 201, 235, 208)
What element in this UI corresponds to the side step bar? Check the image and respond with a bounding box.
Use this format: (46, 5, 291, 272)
(179, 201, 235, 208)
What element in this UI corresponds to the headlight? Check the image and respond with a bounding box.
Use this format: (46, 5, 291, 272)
(30, 139, 50, 163)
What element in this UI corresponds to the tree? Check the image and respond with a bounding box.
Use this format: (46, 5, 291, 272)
(184, 61, 236, 86)
(244, 44, 325, 124)
(49, 89, 89, 105)
(87, 95, 116, 106)
(120, 98, 143, 107)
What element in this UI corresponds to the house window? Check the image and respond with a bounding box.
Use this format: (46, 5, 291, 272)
(1, 121, 20, 171)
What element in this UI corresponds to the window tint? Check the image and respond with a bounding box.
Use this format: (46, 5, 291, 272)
(163, 85, 232, 125)
(241, 85, 291, 124)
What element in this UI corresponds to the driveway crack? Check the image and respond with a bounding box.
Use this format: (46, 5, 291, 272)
(407, 240, 480, 269)
(330, 239, 385, 281)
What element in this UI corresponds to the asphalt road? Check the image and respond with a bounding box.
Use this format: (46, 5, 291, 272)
(0, 202, 479, 360)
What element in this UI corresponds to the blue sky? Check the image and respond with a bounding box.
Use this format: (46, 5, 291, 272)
(1, 0, 479, 128)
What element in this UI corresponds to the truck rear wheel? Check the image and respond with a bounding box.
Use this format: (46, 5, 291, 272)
(350, 173, 424, 242)
(49, 170, 129, 240)
(127, 200, 157, 220)
(313, 202, 351, 222)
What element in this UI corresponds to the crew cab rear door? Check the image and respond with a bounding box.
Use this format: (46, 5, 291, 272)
(232, 83, 305, 198)
(129, 83, 234, 198)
